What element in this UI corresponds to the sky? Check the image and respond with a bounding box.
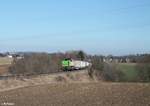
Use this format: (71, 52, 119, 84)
(0, 0, 150, 55)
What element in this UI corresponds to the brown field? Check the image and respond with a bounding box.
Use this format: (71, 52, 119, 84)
(0, 82, 150, 106)
(0, 65, 10, 75)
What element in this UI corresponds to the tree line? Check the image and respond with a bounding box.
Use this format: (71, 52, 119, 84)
(8, 51, 150, 82)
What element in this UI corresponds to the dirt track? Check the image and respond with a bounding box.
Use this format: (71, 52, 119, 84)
(0, 82, 150, 106)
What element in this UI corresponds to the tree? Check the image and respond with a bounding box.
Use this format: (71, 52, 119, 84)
(77, 50, 85, 60)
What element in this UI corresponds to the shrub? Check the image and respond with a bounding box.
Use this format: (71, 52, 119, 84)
(9, 53, 63, 76)
(136, 63, 150, 82)
(55, 76, 66, 82)
(135, 54, 150, 82)
(66, 73, 75, 80)
(91, 55, 104, 71)
(88, 55, 104, 80)
(102, 63, 124, 81)
(89, 54, 150, 82)
(89, 56, 124, 81)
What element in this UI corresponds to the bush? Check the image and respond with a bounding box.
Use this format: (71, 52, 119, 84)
(89, 56, 125, 81)
(91, 55, 104, 71)
(136, 63, 150, 82)
(102, 63, 124, 81)
(89, 54, 150, 82)
(55, 76, 66, 82)
(9, 53, 63, 76)
(135, 54, 150, 82)
(88, 55, 104, 80)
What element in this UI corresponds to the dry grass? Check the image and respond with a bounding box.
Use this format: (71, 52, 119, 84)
(0, 70, 92, 92)
(0, 57, 13, 65)
(0, 82, 149, 106)
(0, 57, 12, 75)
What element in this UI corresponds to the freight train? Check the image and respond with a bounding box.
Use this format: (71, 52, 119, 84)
(61, 58, 91, 71)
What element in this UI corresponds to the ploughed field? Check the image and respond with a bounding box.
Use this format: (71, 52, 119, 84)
(0, 57, 12, 75)
(0, 82, 150, 106)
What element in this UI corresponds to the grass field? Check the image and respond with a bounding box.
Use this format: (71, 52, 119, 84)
(117, 63, 139, 81)
(0, 57, 13, 65)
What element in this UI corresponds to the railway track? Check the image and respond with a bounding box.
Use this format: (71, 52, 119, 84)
(0, 69, 88, 80)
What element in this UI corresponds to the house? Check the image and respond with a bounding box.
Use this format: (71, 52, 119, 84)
(7, 55, 13, 58)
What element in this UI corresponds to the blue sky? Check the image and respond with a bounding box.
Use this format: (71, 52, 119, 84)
(0, 0, 150, 55)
